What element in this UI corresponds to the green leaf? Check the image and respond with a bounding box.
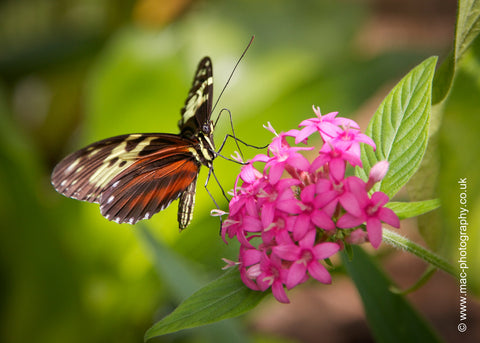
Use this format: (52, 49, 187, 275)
(137, 224, 252, 342)
(342, 246, 443, 343)
(385, 199, 440, 220)
(432, 50, 455, 104)
(433, 0, 480, 103)
(456, 0, 480, 60)
(144, 269, 267, 340)
(356, 57, 437, 198)
(390, 266, 437, 295)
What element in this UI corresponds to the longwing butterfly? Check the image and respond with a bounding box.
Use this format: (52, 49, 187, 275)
(51, 57, 216, 229)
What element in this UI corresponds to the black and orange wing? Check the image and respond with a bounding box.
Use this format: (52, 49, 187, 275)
(51, 133, 200, 224)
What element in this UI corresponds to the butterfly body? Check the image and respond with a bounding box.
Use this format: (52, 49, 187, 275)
(52, 57, 215, 229)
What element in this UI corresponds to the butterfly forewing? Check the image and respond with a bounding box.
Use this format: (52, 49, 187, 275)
(51, 57, 215, 228)
(52, 134, 149, 203)
(179, 57, 213, 137)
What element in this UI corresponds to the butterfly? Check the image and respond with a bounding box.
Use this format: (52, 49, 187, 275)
(51, 57, 216, 229)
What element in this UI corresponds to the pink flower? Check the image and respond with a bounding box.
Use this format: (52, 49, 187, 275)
(265, 134, 312, 184)
(337, 191, 400, 248)
(218, 106, 401, 303)
(296, 106, 359, 143)
(257, 178, 302, 228)
(239, 243, 262, 290)
(255, 254, 290, 303)
(310, 142, 362, 181)
(273, 230, 340, 288)
(329, 127, 376, 158)
(221, 194, 262, 246)
(221, 213, 262, 247)
(315, 176, 364, 218)
(293, 184, 335, 240)
(261, 212, 295, 245)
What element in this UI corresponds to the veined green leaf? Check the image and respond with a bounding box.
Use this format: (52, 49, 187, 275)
(385, 199, 440, 220)
(356, 57, 437, 198)
(144, 269, 267, 340)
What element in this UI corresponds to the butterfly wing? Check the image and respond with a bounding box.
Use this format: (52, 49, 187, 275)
(178, 57, 213, 137)
(51, 133, 200, 224)
(52, 57, 215, 228)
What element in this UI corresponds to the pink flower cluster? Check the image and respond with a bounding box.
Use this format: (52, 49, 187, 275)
(220, 106, 400, 303)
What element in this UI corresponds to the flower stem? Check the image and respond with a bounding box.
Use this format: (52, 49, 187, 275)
(382, 229, 457, 278)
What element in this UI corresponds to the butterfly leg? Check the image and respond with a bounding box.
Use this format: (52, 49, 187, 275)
(217, 134, 268, 155)
(216, 108, 268, 155)
(204, 166, 231, 232)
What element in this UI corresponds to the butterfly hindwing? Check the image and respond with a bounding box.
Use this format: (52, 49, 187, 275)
(99, 148, 199, 224)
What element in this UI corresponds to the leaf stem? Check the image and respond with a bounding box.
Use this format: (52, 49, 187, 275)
(382, 229, 457, 278)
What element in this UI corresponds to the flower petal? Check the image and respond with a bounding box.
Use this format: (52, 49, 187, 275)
(371, 191, 390, 207)
(293, 214, 311, 240)
(295, 125, 317, 144)
(336, 213, 365, 229)
(329, 158, 346, 181)
(339, 192, 362, 217)
(240, 267, 260, 290)
(241, 248, 262, 266)
(301, 184, 316, 203)
(261, 202, 275, 228)
(307, 261, 331, 284)
(378, 207, 400, 228)
(312, 242, 340, 259)
(273, 244, 301, 261)
(311, 209, 335, 230)
(366, 217, 382, 248)
(287, 154, 311, 171)
(269, 162, 286, 184)
(272, 280, 290, 304)
(286, 262, 307, 289)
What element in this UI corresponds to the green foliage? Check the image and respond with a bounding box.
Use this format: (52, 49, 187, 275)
(342, 246, 443, 343)
(438, 52, 480, 293)
(0, 0, 478, 342)
(433, 0, 480, 103)
(356, 57, 437, 198)
(386, 199, 441, 220)
(144, 269, 267, 340)
(138, 224, 250, 342)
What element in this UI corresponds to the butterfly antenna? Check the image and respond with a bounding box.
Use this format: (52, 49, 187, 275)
(212, 35, 254, 124)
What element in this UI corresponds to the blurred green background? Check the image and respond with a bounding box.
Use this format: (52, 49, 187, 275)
(1, 0, 478, 342)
